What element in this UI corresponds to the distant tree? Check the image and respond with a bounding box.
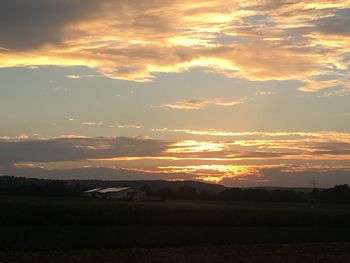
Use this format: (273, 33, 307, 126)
(0, 176, 84, 197)
(177, 185, 197, 200)
(244, 189, 270, 201)
(219, 188, 243, 201)
(320, 184, 350, 204)
(157, 187, 175, 200)
(269, 190, 301, 202)
(310, 188, 320, 201)
(198, 190, 212, 200)
(140, 185, 152, 195)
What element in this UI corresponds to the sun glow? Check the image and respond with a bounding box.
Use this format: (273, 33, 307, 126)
(158, 164, 259, 183)
(167, 140, 228, 153)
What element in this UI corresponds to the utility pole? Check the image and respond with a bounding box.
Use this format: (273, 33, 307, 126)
(310, 178, 319, 208)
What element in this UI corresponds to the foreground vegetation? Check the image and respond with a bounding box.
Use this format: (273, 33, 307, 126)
(2, 243, 350, 263)
(1, 196, 350, 251)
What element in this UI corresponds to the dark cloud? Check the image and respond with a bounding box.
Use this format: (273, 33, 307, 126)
(261, 168, 350, 188)
(1, 135, 350, 186)
(315, 8, 350, 36)
(252, 0, 296, 12)
(313, 150, 350, 156)
(222, 168, 350, 188)
(0, 0, 104, 50)
(0, 137, 168, 164)
(3, 165, 350, 188)
(0, 0, 177, 51)
(305, 142, 350, 155)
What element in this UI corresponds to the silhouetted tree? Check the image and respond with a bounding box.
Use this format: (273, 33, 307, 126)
(219, 188, 243, 201)
(177, 185, 197, 200)
(198, 190, 212, 200)
(156, 187, 175, 200)
(319, 184, 350, 203)
(140, 185, 152, 195)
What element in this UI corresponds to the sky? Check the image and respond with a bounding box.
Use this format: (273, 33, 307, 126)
(1, 0, 350, 187)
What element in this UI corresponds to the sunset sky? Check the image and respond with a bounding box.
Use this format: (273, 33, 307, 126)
(1, 0, 350, 187)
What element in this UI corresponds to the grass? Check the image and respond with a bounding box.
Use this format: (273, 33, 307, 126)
(1, 196, 350, 250)
(2, 226, 350, 251)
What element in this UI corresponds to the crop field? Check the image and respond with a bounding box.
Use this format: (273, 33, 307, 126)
(1, 196, 350, 251)
(2, 243, 350, 263)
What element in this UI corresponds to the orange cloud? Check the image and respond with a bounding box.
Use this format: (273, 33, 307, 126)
(299, 79, 340, 92)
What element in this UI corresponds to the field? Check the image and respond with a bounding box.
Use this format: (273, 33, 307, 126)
(2, 243, 350, 263)
(1, 196, 350, 252)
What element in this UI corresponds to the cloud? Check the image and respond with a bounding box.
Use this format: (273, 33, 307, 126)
(152, 128, 350, 140)
(0, 136, 168, 164)
(220, 167, 350, 188)
(81, 122, 104, 126)
(5, 166, 195, 181)
(79, 122, 142, 129)
(255, 90, 275, 96)
(66, 74, 98, 79)
(0, 131, 349, 186)
(162, 98, 246, 110)
(0, 0, 106, 50)
(117, 124, 142, 129)
(299, 79, 340, 92)
(315, 8, 350, 36)
(4, 164, 350, 188)
(0, 0, 349, 87)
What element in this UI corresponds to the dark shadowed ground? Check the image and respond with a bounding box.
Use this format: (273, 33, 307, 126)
(2, 196, 350, 262)
(1, 243, 350, 263)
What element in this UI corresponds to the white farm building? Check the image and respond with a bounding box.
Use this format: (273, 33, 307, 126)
(84, 187, 147, 201)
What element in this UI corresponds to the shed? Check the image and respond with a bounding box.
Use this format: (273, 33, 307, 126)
(85, 187, 147, 201)
(84, 188, 102, 198)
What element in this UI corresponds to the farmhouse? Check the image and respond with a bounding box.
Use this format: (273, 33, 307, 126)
(84, 187, 147, 201)
(84, 188, 102, 198)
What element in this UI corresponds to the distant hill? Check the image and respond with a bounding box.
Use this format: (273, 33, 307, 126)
(0, 176, 226, 193)
(245, 186, 317, 193)
(67, 179, 226, 192)
(0, 175, 320, 193)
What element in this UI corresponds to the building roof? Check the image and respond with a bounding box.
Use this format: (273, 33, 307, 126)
(96, 187, 131, 194)
(84, 188, 102, 193)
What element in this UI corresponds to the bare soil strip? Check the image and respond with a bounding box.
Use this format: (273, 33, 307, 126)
(1, 243, 350, 263)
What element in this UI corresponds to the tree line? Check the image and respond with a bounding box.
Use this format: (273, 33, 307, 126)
(1, 176, 350, 204)
(148, 185, 350, 204)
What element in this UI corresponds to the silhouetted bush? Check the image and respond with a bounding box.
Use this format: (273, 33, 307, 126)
(316, 184, 350, 204)
(0, 176, 83, 197)
(156, 187, 175, 200)
(177, 186, 197, 200)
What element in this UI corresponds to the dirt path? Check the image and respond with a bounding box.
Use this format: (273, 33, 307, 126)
(2, 243, 350, 263)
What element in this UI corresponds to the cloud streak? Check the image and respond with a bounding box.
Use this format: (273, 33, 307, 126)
(162, 98, 246, 110)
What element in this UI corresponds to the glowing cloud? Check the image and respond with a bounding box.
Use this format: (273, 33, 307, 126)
(0, 0, 349, 89)
(2, 131, 349, 186)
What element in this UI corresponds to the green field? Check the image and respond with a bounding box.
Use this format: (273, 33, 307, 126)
(1, 196, 350, 251)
